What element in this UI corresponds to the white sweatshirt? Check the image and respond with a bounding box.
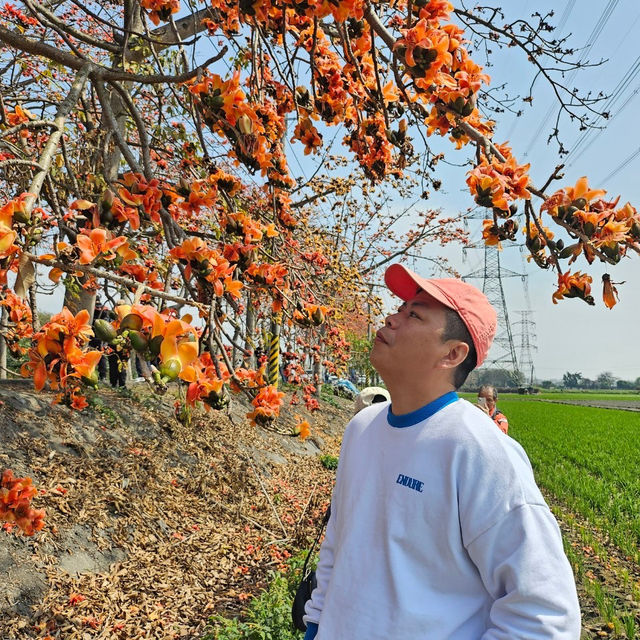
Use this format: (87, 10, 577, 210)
(304, 393, 581, 639)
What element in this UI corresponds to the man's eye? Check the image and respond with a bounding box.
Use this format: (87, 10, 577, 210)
(409, 311, 420, 318)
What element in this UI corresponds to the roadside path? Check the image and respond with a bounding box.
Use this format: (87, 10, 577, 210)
(531, 398, 640, 412)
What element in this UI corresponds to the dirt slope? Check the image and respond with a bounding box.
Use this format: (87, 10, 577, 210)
(1, 380, 349, 639)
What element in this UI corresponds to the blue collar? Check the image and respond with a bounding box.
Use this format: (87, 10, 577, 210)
(387, 391, 458, 428)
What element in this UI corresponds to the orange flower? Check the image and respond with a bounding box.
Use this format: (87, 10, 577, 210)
(140, 0, 179, 24)
(160, 319, 199, 371)
(552, 271, 594, 305)
(0, 195, 28, 258)
(541, 177, 607, 217)
(180, 352, 230, 409)
(397, 19, 452, 77)
(595, 219, 629, 249)
(602, 274, 621, 310)
(467, 151, 530, 212)
(482, 219, 501, 247)
(0, 470, 45, 536)
(292, 117, 323, 155)
(105, 195, 139, 230)
(21, 308, 98, 407)
(6, 105, 31, 127)
(76, 229, 128, 265)
(247, 385, 286, 426)
(294, 418, 311, 441)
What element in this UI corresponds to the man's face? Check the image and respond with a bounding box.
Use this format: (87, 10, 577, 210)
(370, 290, 452, 381)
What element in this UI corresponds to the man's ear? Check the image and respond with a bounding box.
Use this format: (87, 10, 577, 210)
(438, 341, 470, 371)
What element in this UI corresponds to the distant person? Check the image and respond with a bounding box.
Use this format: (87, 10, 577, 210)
(303, 263, 580, 639)
(353, 386, 390, 415)
(90, 298, 109, 382)
(477, 385, 509, 434)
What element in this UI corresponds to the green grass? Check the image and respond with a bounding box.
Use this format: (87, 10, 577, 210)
(202, 552, 309, 640)
(500, 399, 640, 559)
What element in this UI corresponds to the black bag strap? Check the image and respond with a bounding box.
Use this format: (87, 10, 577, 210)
(301, 505, 331, 579)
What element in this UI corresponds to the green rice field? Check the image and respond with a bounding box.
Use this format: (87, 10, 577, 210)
(467, 393, 640, 637)
(501, 398, 640, 558)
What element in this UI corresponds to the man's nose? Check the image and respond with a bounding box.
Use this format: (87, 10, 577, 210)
(385, 313, 398, 328)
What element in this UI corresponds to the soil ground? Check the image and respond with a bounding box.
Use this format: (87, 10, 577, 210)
(1, 381, 634, 638)
(1, 380, 346, 639)
(533, 398, 640, 412)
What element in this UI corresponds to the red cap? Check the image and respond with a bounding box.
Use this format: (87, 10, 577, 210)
(384, 264, 497, 367)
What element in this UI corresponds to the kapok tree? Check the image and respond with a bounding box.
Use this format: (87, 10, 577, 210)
(0, 1, 638, 534)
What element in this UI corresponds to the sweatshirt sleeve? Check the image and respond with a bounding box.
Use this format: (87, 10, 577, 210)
(303, 500, 338, 627)
(466, 503, 581, 639)
(303, 622, 319, 640)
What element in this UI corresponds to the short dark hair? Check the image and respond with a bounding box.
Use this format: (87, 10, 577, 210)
(442, 308, 477, 389)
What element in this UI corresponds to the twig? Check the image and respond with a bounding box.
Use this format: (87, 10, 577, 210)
(296, 478, 318, 528)
(244, 453, 288, 538)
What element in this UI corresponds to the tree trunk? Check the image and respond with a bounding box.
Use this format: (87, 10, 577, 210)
(244, 292, 256, 367)
(313, 325, 326, 397)
(29, 282, 41, 331)
(0, 307, 7, 380)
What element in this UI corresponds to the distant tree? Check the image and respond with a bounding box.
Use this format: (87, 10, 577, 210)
(596, 372, 616, 389)
(616, 379, 636, 390)
(346, 334, 378, 386)
(540, 380, 554, 389)
(463, 367, 520, 390)
(562, 372, 583, 389)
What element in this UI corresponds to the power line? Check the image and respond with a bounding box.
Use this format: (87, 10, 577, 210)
(599, 144, 640, 185)
(566, 54, 640, 163)
(504, 0, 575, 145)
(524, 0, 620, 156)
(557, 0, 577, 32)
(565, 82, 640, 163)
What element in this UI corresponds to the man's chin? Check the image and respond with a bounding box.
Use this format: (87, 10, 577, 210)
(369, 348, 385, 373)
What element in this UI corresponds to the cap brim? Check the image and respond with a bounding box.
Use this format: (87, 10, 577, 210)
(384, 264, 457, 312)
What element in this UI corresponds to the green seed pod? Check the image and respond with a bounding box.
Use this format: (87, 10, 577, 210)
(526, 235, 541, 253)
(571, 197, 587, 210)
(601, 244, 620, 262)
(129, 330, 148, 353)
(148, 335, 164, 358)
(558, 244, 577, 259)
(160, 358, 181, 381)
(93, 319, 117, 343)
(81, 370, 99, 388)
(120, 313, 143, 332)
(205, 388, 230, 410)
(13, 209, 31, 224)
(312, 307, 325, 326)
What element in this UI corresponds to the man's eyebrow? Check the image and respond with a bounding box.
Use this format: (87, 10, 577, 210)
(398, 300, 429, 312)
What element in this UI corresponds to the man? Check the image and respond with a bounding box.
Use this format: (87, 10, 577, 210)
(303, 263, 580, 639)
(477, 384, 509, 434)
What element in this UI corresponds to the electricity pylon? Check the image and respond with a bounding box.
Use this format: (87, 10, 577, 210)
(462, 245, 522, 383)
(513, 309, 537, 386)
